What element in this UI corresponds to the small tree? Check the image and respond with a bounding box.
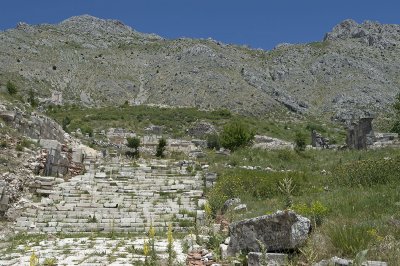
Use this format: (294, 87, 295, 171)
(220, 121, 254, 151)
(6, 81, 17, 95)
(294, 131, 307, 152)
(127, 136, 140, 158)
(156, 137, 167, 157)
(206, 133, 221, 150)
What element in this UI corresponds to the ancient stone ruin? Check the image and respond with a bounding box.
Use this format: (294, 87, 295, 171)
(346, 116, 375, 149)
(227, 210, 310, 256)
(311, 130, 330, 149)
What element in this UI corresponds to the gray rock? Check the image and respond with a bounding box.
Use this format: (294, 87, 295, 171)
(220, 244, 228, 260)
(247, 252, 288, 266)
(313, 256, 387, 266)
(227, 210, 310, 255)
(221, 198, 241, 214)
(233, 204, 247, 212)
(0, 111, 16, 122)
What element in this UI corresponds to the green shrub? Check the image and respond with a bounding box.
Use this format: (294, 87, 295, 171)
(62, 116, 71, 132)
(220, 121, 254, 151)
(156, 137, 167, 157)
(28, 89, 38, 107)
(328, 224, 375, 257)
(292, 201, 329, 226)
(0, 141, 7, 148)
(207, 133, 221, 150)
(15, 145, 23, 152)
(127, 136, 140, 158)
(42, 257, 58, 266)
(332, 157, 400, 187)
(81, 125, 93, 137)
(306, 122, 326, 133)
(127, 137, 140, 150)
(6, 81, 17, 95)
(206, 233, 225, 260)
(178, 219, 194, 227)
(294, 131, 307, 152)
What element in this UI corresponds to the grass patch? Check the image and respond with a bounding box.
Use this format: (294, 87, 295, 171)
(45, 104, 346, 142)
(206, 146, 400, 263)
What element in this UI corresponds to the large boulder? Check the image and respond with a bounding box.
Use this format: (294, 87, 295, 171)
(227, 210, 310, 256)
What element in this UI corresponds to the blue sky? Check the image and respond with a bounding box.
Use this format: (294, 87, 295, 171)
(0, 0, 399, 50)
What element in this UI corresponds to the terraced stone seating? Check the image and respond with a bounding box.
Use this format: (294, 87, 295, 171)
(15, 160, 205, 234)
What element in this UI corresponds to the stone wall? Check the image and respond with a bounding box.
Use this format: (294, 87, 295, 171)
(346, 117, 375, 149)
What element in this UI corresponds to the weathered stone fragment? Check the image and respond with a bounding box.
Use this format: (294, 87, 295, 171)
(314, 256, 387, 266)
(221, 198, 241, 214)
(247, 252, 288, 266)
(227, 210, 310, 255)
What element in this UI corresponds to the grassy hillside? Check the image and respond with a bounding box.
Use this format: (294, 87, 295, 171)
(45, 104, 346, 144)
(206, 147, 400, 264)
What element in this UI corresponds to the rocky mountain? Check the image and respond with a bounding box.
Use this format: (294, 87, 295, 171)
(1, 15, 400, 121)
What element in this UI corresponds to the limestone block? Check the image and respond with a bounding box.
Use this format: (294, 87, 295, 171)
(227, 211, 310, 255)
(247, 252, 288, 266)
(39, 139, 62, 151)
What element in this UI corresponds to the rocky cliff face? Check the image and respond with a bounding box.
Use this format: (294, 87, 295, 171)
(1, 15, 399, 120)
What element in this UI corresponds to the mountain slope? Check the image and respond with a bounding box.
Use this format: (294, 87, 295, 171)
(1, 15, 399, 121)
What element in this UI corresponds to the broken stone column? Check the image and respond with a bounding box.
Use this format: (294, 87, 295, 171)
(227, 210, 310, 256)
(346, 116, 375, 149)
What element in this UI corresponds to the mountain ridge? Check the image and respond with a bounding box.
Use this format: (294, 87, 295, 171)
(1, 15, 399, 122)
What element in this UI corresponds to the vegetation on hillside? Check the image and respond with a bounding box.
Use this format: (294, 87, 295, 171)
(2, 90, 399, 264)
(220, 121, 254, 151)
(45, 104, 346, 143)
(206, 147, 400, 264)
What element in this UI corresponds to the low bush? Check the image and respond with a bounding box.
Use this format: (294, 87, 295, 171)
(206, 133, 220, 150)
(332, 157, 400, 187)
(292, 201, 329, 226)
(6, 81, 17, 95)
(328, 224, 375, 257)
(220, 121, 254, 151)
(294, 131, 307, 152)
(0, 140, 7, 148)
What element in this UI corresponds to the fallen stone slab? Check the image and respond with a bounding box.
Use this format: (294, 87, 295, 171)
(313, 256, 387, 266)
(247, 252, 288, 266)
(227, 210, 310, 256)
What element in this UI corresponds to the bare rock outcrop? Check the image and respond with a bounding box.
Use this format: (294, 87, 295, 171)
(324, 19, 400, 48)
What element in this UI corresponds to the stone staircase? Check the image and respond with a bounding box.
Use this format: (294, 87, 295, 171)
(15, 159, 205, 234)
